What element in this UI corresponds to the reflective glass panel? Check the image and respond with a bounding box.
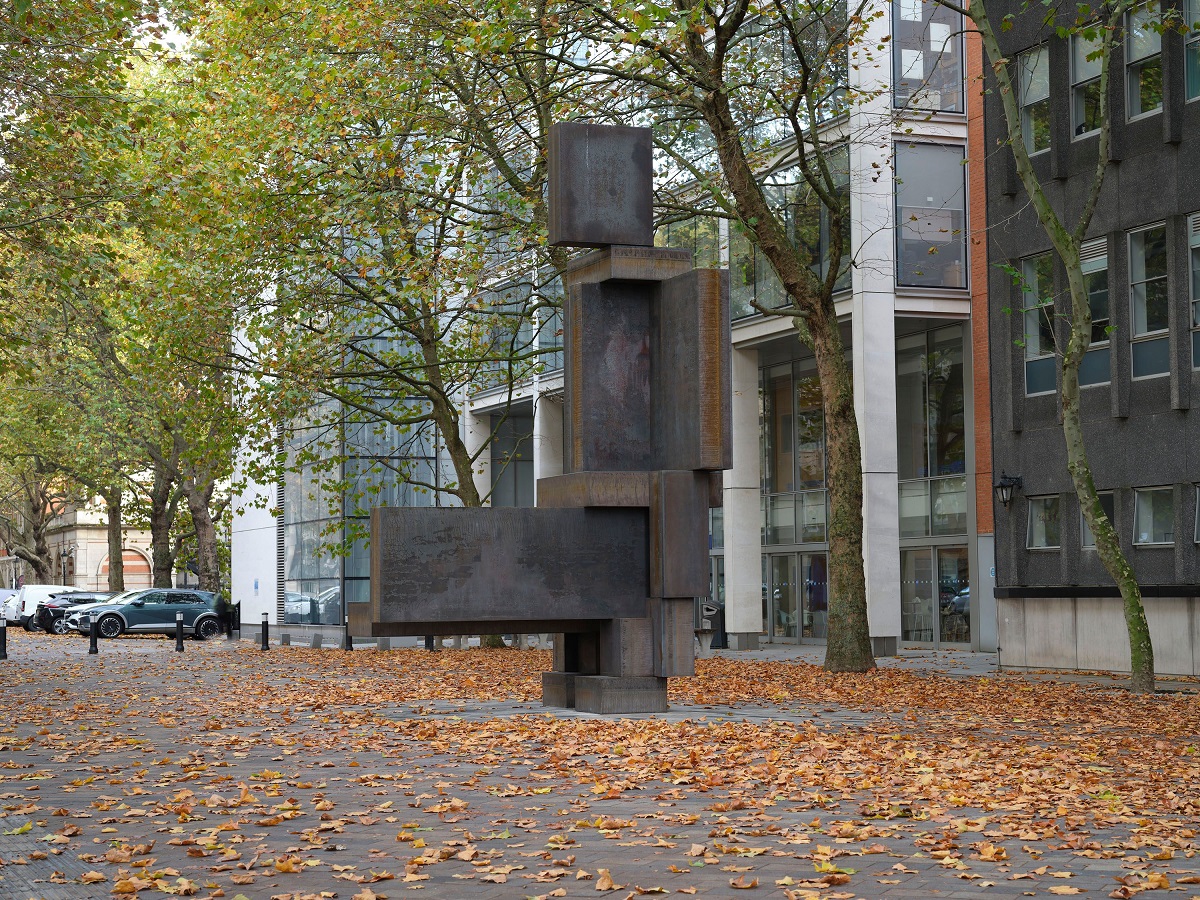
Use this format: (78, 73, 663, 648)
(900, 549, 935, 642)
(937, 547, 971, 644)
(1027, 496, 1061, 548)
(1134, 487, 1175, 544)
(895, 142, 967, 287)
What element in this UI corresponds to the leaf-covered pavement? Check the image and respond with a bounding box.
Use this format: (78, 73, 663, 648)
(0, 631, 1197, 899)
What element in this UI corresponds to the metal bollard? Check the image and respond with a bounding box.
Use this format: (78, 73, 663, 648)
(87, 615, 99, 655)
(260, 612, 269, 651)
(175, 612, 185, 652)
(343, 628, 353, 651)
(225, 606, 234, 640)
(0, 616, 7, 661)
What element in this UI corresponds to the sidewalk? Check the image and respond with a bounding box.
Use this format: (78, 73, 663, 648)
(0, 631, 1195, 899)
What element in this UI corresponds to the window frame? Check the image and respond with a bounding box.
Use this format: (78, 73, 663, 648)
(1079, 238, 1111, 386)
(1080, 491, 1116, 549)
(1021, 252, 1057, 396)
(1128, 223, 1171, 380)
(1133, 486, 1175, 546)
(1189, 213, 1200, 369)
(1027, 495, 1062, 550)
(1123, 1, 1161, 120)
(1019, 45, 1051, 155)
(1188, 0, 1200, 101)
(1071, 30, 1103, 139)
(1195, 485, 1200, 543)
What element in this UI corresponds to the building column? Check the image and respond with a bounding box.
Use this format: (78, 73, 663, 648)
(461, 400, 493, 506)
(723, 345, 763, 649)
(849, 20, 901, 654)
(531, 386, 564, 502)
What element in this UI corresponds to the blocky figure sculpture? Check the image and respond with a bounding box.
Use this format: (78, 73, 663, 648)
(363, 121, 732, 713)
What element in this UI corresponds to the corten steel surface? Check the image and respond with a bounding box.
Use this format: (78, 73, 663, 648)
(548, 122, 654, 248)
(369, 507, 649, 633)
(564, 280, 655, 473)
(649, 471, 711, 600)
(653, 268, 732, 472)
(536, 471, 652, 508)
(563, 265, 732, 477)
(564, 245, 692, 286)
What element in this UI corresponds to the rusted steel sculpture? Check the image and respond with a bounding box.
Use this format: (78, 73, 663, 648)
(363, 122, 731, 713)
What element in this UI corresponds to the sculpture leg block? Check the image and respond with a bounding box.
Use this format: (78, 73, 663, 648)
(651, 598, 696, 677)
(542, 672, 576, 709)
(598, 616, 654, 677)
(574, 675, 667, 714)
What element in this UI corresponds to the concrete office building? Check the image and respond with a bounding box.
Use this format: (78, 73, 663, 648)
(983, 0, 1200, 675)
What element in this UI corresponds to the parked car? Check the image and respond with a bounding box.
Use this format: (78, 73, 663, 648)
(36, 591, 116, 634)
(67, 589, 221, 640)
(5, 585, 78, 630)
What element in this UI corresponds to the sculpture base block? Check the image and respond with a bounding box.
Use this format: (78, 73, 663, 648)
(541, 672, 576, 709)
(574, 675, 668, 714)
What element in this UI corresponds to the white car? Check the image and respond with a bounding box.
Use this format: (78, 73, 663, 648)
(5, 585, 77, 631)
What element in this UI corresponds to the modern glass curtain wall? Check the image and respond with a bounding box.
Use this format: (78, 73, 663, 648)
(760, 356, 830, 643)
(896, 322, 971, 645)
(282, 401, 451, 626)
(755, 322, 972, 646)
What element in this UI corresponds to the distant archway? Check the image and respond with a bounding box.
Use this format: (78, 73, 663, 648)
(97, 548, 152, 591)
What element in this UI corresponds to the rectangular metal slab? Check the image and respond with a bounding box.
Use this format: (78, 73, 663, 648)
(370, 507, 649, 627)
(653, 268, 733, 471)
(564, 280, 654, 473)
(565, 246, 693, 286)
(649, 470, 711, 599)
(548, 122, 654, 248)
(537, 471, 651, 508)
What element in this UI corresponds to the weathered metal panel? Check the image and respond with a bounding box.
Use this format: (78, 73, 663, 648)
(548, 122, 654, 248)
(650, 597, 697, 677)
(654, 268, 733, 471)
(536, 471, 652, 508)
(649, 471, 711, 599)
(563, 281, 654, 473)
(564, 246, 693, 287)
(371, 507, 650, 627)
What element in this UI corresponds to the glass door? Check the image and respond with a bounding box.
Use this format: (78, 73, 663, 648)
(800, 553, 828, 640)
(768, 554, 799, 642)
(900, 549, 935, 643)
(901, 546, 971, 646)
(937, 547, 970, 644)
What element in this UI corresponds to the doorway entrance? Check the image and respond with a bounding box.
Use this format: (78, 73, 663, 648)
(765, 552, 828, 643)
(899, 546, 970, 646)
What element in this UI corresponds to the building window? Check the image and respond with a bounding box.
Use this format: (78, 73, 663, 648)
(1019, 46, 1051, 154)
(1072, 31, 1103, 137)
(1027, 496, 1061, 549)
(1129, 225, 1170, 378)
(1080, 492, 1116, 548)
(1127, 2, 1164, 118)
(1134, 486, 1174, 545)
(1188, 0, 1200, 100)
(1022, 252, 1057, 395)
(893, 0, 964, 112)
(1190, 214, 1200, 368)
(894, 142, 968, 288)
(1079, 239, 1111, 386)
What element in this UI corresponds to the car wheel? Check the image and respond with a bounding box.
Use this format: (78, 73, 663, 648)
(24, 618, 39, 632)
(97, 615, 124, 639)
(50, 617, 69, 635)
(194, 617, 221, 641)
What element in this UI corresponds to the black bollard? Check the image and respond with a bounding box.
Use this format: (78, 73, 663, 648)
(260, 612, 269, 651)
(175, 612, 185, 652)
(343, 628, 353, 651)
(0, 616, 7, 661)
(424, 634, 435, 651)
(225, 603, 234, 640)
(88, 615, 99, 655)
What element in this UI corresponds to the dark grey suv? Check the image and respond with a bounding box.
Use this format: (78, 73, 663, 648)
(66, 589, 221, 639)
